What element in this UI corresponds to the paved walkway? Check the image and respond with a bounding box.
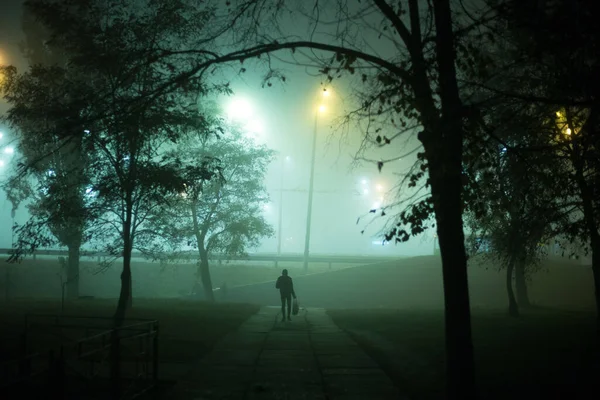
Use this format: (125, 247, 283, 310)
(167, 306, 405, 399)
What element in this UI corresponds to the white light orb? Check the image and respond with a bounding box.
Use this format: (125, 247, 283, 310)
(227, 98, 254, 121)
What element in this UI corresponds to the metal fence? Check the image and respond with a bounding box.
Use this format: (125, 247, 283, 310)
(1, 314, 159, 399)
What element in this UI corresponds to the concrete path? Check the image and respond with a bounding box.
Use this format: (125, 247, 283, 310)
(167, 306, 405, 399)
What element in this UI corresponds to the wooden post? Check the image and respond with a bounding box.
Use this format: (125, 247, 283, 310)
(152, 322, 159, 384)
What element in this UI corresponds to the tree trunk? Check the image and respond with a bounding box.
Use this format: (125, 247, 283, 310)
(506, 260, 519, 317)
(572, 133, 600, 330)
(190, 197, 214, 302)
(197, 246, 214, 302)
(430, 163, 477, 400)
(128, 271, 133, 309)
(110, 220, 133, 398)
(514, 260, 530, 308)
(66, 244, 80, 300)
(114, 227, 132, 325)
(591, 238, 600, 333)
(430, 1, 476, 398)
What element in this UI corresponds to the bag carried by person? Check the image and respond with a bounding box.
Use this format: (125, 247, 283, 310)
(292, 298, 299, 315)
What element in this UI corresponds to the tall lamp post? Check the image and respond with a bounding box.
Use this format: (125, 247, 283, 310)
(303, 88, 329, 273)
(275, 155, 289, 268)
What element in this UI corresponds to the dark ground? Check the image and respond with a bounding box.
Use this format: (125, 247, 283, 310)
(329, 307, 599, 400)
(1, 255, 596, 399)
(219, 255, 598, 399)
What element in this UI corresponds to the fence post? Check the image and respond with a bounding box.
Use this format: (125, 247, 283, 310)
(18, 333, 30, 378)
(55, 346, 65, 398)
(20, 331, 27, 358)
(47, 350, 55, 393)
(19, 354, 30, 379)
(152, 322, 159, 384)
(61, 282, 66, 312)
(110, 333, 121, 399)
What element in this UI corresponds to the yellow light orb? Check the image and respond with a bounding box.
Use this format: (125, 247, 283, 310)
(322, 88, 330, 97)
(566, 128, 572, 135)
(318, 104, 326, 113)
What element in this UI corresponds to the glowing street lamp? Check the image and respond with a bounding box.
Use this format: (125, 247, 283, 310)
(225, 96, 267, 142)
(226, 97, 254, 121)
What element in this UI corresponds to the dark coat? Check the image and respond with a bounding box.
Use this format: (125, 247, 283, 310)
(275, 275, 296, 297)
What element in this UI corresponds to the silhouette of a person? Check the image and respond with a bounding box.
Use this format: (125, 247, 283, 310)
(275, 269, 296, 322)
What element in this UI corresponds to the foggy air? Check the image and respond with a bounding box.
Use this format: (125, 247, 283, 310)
(0, 1, 598, 399)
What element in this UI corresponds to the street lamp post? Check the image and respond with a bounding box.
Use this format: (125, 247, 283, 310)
(276, 156, 285, 268)
(303, 88, 329, 273)
(303, 113, 319, 273)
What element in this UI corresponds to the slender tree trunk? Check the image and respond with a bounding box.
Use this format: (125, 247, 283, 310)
(128, 269, 133, 309)
(110, 217, 133, 398)
(514, 261, 530, 308)
(197, 245, 214, 302)
(114, 222, 133, 325)
(66, 244, 80, 300)
(190, 198, 215, 302)
(506, 260, 519, 317)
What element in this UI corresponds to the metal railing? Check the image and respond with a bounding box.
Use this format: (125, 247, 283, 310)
(2, 314, 159, 399)
(0, 248, 402, 264)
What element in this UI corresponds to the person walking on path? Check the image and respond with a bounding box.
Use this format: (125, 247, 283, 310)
(275, 269, 297, 322)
